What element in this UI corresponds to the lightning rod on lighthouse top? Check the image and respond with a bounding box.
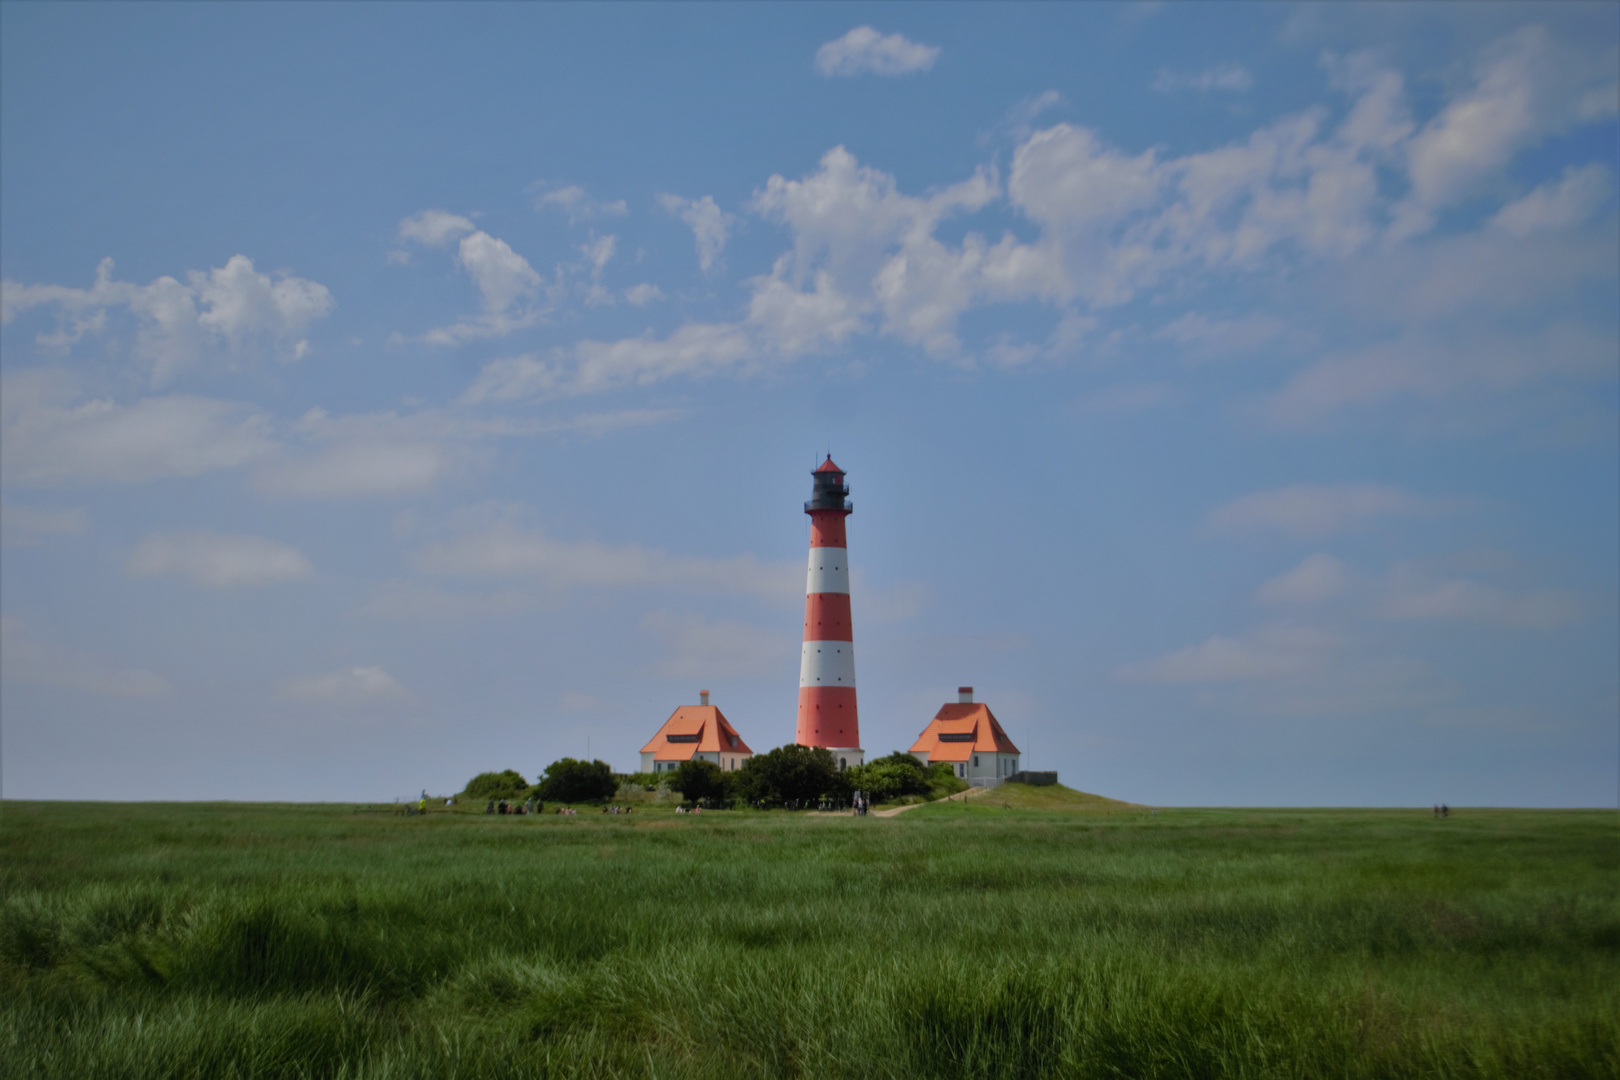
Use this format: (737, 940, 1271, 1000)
(797, 455, 863, 769)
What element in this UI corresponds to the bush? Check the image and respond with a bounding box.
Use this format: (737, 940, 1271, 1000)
(536, 758, 617, 803)
(847, 753, 932, 803)
(926, 760, 969, 799)
(668, 760, 729, 805)
(462, 770, 529, 801)
(733, 745, 847, 808)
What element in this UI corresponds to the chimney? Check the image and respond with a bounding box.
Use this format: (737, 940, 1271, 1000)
(958, 686, 974, 704)
(700, 690, 710, 706)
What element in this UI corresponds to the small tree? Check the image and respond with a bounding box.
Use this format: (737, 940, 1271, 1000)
(462, 770, 529, 801)
(734, 744, 843, 808)
(536, 758, 617, 803)
(848, 752, 931, 803)
(668, 760, 729, 805)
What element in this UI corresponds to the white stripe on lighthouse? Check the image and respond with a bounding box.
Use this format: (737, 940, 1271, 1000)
(799, 641, 857, 687)
(805, 547, 850, 595)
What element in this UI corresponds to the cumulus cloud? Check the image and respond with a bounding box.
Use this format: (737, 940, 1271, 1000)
(643, 611, 796, 680)
(1391, 26, 1619, 239)
(395, 211, 545, 343)
(1254, 553, 1351, 605)
(412, 509, 799, 603)
(658, 193, 734, 272)
(1151, 64, 1254, 93)
(0, 503, 88, 547)
(1208, 483, 1452, 538)
(0, 615, 168, 698)
(1490, 164, 1611, 237)
(415, 30, 1611, 406)
(1, 373, 277, 486)
(1, 255, 332, 385)
(280, 665, 412, 705)
(397, 209, 477, 247)
(126, 530, 313, 587)
(814, 27, 940, 77)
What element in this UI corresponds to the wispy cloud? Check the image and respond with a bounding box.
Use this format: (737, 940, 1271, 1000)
(815, 27, 940, 77)
(127, 531, 312, 587)
(1151, 64, 1254, 93)
(1208, 484, 1459, 538)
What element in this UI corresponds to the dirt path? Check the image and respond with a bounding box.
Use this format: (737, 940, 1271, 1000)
(872, 786, 999, 817)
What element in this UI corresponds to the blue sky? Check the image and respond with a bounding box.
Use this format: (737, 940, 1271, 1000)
(2, 2, 1616, 806)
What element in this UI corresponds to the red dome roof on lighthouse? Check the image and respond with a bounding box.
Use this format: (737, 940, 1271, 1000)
(814, 455, 844, 474)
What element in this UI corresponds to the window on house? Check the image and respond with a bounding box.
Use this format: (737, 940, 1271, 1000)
(974, 755, 979, 768)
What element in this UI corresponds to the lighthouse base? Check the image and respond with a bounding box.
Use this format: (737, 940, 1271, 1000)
(825, 747, 864, 771)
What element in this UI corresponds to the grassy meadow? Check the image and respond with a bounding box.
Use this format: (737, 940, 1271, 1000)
(2, 790, 1616, 1079)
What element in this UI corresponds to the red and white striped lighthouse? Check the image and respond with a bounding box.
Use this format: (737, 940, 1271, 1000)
(797, 456, 863, 769)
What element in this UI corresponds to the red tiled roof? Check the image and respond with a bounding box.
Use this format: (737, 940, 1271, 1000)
(908, 701, 1020, 762)
(813, 455, 843, 473)
(639, 705, 754, 762)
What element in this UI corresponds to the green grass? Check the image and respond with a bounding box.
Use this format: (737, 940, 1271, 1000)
(2, 794, 1616, 1079)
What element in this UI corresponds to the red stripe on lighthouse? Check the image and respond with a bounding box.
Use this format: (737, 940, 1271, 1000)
(809, 513, 846, 548)
(796, 686, 858, 747)
(802, 593, 853, 642)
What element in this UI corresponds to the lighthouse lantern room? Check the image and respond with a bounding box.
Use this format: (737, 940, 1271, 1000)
(797, 456, 863, 769)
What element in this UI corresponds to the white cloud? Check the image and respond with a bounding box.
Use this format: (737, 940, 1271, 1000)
(642, 611, 796, 680)
(1, 256, 332, 385)
(745, 264, 866, 356)
(1392, 26, 1619, 238)
(1151, 64, 1254, 93)
(395, 212, 545, 343)
(1254, 553, 1350, 605)
(281, 665, 412, 705)
(1117, 622, 1337, 683)
(569, 322, 757, 395)
(413, 509, 799, 603)
(1, 373, 277, 486)
(397, 209, 477, 247)
(1490, 164, 1611, 237)
(0, 503, 88, 547)
(0, 615, 168, 698)
(536, 185, 629, 222)
(814, 26, 940, 77)
(1378, 566, 1580, 628)
(1208, 483, 1451, 537)
(658, 194, 734, 273)
(581, 233, 617, 278)
(127, 530, 312, 587)
(624, 283, 664, 307)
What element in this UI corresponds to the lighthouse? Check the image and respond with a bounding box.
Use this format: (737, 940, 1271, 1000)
(798, 456, 863, 769)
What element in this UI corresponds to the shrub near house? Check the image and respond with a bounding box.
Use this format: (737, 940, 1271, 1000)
(733, 745, 846, 808)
